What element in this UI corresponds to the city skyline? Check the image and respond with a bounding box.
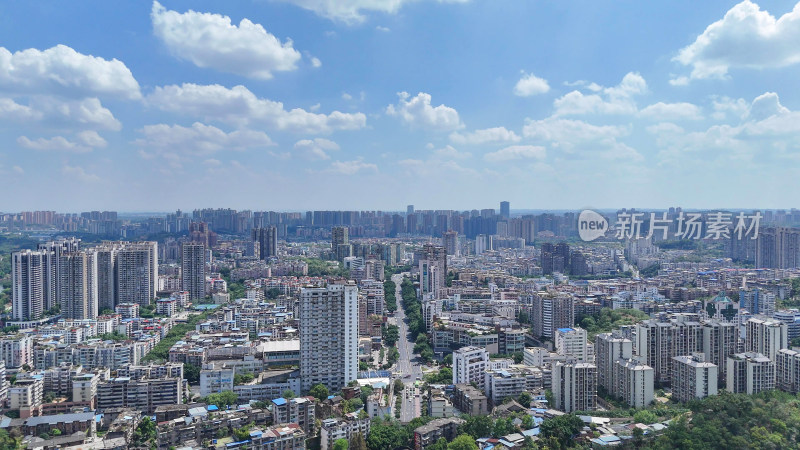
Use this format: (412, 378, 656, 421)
(2, 1, 800, 210)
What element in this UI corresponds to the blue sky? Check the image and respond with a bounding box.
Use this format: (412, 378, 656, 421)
(1, 0, 800, 212)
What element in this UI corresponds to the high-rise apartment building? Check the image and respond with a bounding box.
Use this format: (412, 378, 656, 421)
(452, 346, 489, 389)
(532, 294, 574, 339)
(252, 226, 278, 260)
(552, 361, 597, 413)
(59, 251, 98, 320)
(443, 230, 459, 257)
(726, 352, 775, 394)
(419, 244, 447, 298)
(500, 201, 510, 219)
(702, 320, 739, 381)
(756, 227, 800, 269)
(739, 288, 776, 317)
(331, 226, 351, 262)
(555, 327, 589, 362)
(94, 244, 120, 313)
(12, 250, 47, 321)
(745, 317, 788, 361)
(635, 317, 704, 385)
(595, 332, 633, 392)
(613, 359, 654, 408)
(776, 348, 800, 393)
(299, 282, 358, 392)
(672, 355, 718, 403)
(116, 242, 158, 306)
(181, 243, 206, 301)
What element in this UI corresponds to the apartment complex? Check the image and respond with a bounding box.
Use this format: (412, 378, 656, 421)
(299, 282, 358, 392)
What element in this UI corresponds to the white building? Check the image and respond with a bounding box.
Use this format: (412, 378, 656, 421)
(672, 354, 718, 403)
(745, 317, 788, 361)
(300, 282, 358, 392)
(613, 359, 654, 408)
(59, 251, 98, 320)
(0, 335, 34, 368)
(319, 414, 371, 450)
(595, 332, 633, 393)
(12, 250, 48, 321)
(181, 243, 206, 301)
(453, 346, 489, 389)
(551, 361, 596, 413)
(555, 327, 589, 362)
(200, 366, 235, 396)
(726, 352, 775, 395)
(777, 348, 800, 393)
(115, 241, 158, 306)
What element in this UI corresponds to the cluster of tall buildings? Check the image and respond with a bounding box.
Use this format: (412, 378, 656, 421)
(12, 239, 160, 322)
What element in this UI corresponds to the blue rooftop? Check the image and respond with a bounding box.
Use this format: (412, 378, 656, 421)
(272, 398, 288, 406)
(558, 328, 574, 333)
(207, 405, 219, 411)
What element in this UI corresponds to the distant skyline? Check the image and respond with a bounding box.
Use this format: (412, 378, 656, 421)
(2, 1, 800, 210)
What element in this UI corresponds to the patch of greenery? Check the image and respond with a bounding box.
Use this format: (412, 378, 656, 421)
(577, 308, 650, 341)
(141, 311, 210, 362)
(649, 390, 800, 449)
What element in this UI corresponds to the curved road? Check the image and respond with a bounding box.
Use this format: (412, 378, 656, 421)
(391, 273, 423, 423)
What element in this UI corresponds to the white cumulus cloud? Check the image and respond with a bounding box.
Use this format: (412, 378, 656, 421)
(386, 92, 462, 132)
(62, 165, 101, 183)
(673, 1, 800, 83)
(513, 72, 550, 97)
(553, 72, 646, 116)
(294, 138, 340, 160)
(18, 130, 107, 153)
(484, 145, 546, 162)
(449, 127, 520, 145)
(0, 98, 42, 120)
(0, 44, 140, 99)
(639, 102, 703, 121)
(328, 159, 378, 175)
(135, 122, 274, 154)
(147, 83, 367, 134)
(151, 2, 302, 80)
(274, 0, 469, 24)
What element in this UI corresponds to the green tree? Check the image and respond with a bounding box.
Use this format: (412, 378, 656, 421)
(282, 389, 295, 399)
(350, 433, 368, 450)
(365, 418, 410, 450)
(0, 430, 15, 449)
(133, 417, 157, 445)
(309, 383, 329, 400)
(633, 409, 658, 424)
(492, 417, 516, 437)
(184, 363, 201, 384)
(632, 427, 644, 448)
(333, 438, 349, 450)
(233, 425, 253, 442)
(518, 391, 533, 408)
(459, 415, 493, 440)
(204, 390, 238, 409)
(359, 385, 374, 404)
(393, 379, 405, 392)
(540, 414, 583, 448)
(427, 437, 448, 450)
(383, 324, 400, 347)
(448, 434, 479, 450)
(521, 415, 534, 430)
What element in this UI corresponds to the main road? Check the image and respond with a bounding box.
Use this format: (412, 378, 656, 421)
(391, 273, 423, 423)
